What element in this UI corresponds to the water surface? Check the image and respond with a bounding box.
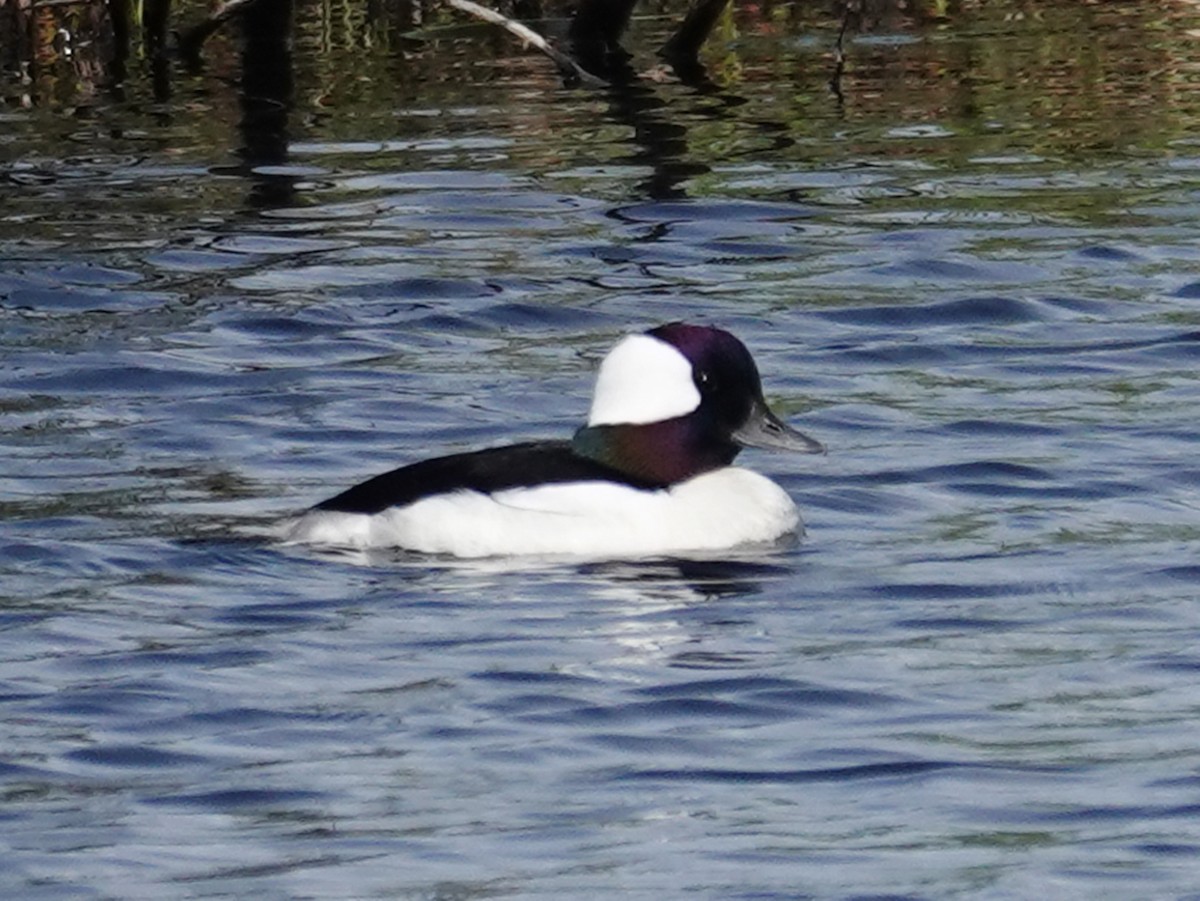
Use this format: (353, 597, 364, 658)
(4, 1, 1200, 897)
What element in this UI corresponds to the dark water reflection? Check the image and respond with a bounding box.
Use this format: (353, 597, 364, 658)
(5, 1, 1200, 898)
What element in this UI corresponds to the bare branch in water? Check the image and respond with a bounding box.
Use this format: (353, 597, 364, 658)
(443, 0, 608, 88)
(177, 0, 265, 61)
(569, 0, 639, 59)
(830, 0, 860, 103)
(660, 0, 731, 64)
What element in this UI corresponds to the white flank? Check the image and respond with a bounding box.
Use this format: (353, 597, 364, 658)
(587, 334, 700, 426)
(282, 468, 800, 558)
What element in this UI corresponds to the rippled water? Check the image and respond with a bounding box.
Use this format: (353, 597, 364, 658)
(5, 1, 1200, 897)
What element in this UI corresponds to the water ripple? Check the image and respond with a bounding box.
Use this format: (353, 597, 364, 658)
(5, 4, 1200, 898)
(620, 759, 976, 784)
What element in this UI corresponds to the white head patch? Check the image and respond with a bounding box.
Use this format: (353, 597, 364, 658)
(587, 333, 701, 426)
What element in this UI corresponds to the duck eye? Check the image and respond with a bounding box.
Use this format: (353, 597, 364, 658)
(695, 369, 716, 392)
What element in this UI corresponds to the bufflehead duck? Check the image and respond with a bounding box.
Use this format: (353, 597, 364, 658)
(285, 323, 823, 557)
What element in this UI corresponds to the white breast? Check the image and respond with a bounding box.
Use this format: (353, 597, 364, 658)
(283, 468, 800, 558)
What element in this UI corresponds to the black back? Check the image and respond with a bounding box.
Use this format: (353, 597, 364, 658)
(314, 440, 668, 515)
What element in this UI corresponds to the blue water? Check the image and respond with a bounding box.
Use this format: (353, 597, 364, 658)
(5, 3, 1200, 897)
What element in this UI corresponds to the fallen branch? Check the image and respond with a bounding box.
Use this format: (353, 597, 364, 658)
(829, 0, 858, 103)
(443, 0, 608, 88)
(177, 0, 265, 61)
(569, 0, 638, 55)
(660, 0, 730, 63)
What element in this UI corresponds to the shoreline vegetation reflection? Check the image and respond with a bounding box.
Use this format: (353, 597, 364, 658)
(3, 0, 1200, 206)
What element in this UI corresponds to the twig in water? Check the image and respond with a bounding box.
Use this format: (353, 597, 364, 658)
(443, 0, 608, 88)
(660, 0, 730, 63)
(177, 0, 266, 61)
(830, 0, 859, 103)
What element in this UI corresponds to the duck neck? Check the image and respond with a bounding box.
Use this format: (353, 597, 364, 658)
(572, 419, 739, 486)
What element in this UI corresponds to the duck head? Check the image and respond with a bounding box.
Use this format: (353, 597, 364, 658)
(573, 323, 823, 484)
